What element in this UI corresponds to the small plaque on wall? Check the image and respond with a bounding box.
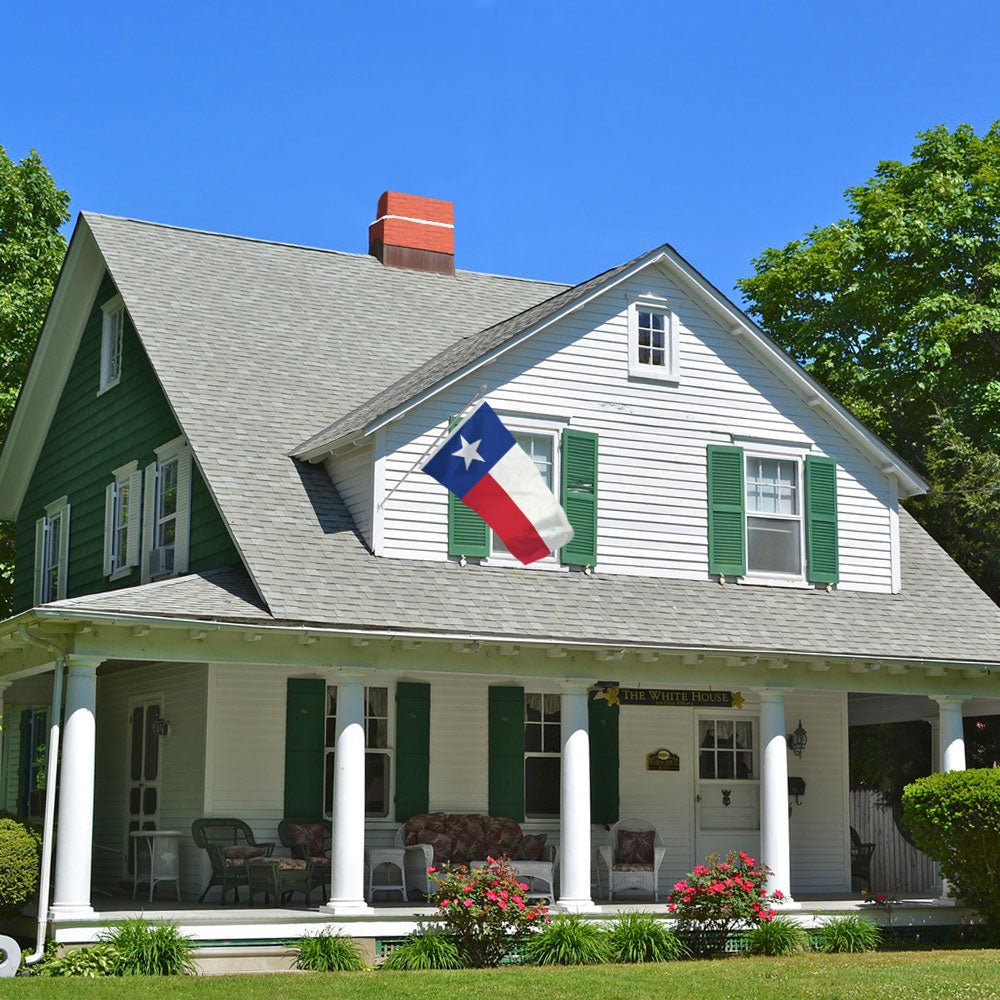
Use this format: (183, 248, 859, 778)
(646, 748, 681, 772)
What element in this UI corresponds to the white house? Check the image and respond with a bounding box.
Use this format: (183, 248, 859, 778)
(1, 191, 999, 949)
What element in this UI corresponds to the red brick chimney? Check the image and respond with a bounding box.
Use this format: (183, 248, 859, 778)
(368, 191, 455, 274)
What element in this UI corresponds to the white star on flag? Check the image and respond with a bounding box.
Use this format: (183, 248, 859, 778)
(452, 435, 485, 469)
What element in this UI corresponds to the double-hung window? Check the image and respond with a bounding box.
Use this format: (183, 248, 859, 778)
(34, 497, 71, 604)
(627, 297, 679, 381)
(492, 431, 557, 559)
(324, 685, 392, 818)
(99, 295, 125, 393)
(745, 455, 802, 577)
(104, 462, 142, 579)
(524, 692, 561, 818)
(141, 437, 192, 582)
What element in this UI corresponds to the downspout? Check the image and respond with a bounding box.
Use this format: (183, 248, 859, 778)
(16, 625, 68, 966)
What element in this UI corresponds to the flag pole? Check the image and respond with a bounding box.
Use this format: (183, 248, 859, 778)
(378, 385, 488, 509)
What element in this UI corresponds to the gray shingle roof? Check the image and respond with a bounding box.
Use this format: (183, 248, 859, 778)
(293, 251, 651, 457)
(79, 213, 1000, 667)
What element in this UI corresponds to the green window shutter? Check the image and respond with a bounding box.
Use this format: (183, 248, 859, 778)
(589, 695, 619, 825)
(561, 429, 598, 566)
(488, 686, 525, 821)
(707, 444, 746, 577)
(284, 678, 326, 818)
(805, 455, 839, 585)
(447, 415, 490, 558)
(395, 682, 430, 822)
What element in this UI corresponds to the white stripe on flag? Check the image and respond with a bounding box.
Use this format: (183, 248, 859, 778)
(489, 445, 574, 553)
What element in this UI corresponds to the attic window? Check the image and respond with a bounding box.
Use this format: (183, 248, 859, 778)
(100, 295, 125, 394)
(627, 297, 678, 382)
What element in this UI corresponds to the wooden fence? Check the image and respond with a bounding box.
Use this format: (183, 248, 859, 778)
(849, 789, 937, 895)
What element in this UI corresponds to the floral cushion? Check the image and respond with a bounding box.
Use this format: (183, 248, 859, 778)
(224, 846, 266, 867)
(451, 835, 489, 864)
(310, 856, 332, 868)
(617, 830, 654, 865)
(403, 814, 448, 845)
(285, 821, 326, 857)
(615, 862, 654, 872)
(483, 816, 523, 857)
(246, 856, 307, 870)
(515, 833, 547, 861)
(402, 813, 529, 865)
(416, 830, 453, 864)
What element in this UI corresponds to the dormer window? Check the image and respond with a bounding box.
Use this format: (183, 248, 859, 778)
(627, 298, 678, 381)
(100, 295, 125, 394)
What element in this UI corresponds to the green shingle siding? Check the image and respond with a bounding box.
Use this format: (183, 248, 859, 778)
(14, 273, 241, 611)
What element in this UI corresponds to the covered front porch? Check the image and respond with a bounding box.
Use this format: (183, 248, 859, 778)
(1, 607, 997, 951)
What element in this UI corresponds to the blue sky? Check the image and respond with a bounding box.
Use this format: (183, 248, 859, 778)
(6, 1, 999, 299)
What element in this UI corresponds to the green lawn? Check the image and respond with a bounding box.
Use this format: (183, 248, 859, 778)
(6, 952, 1000, 1000)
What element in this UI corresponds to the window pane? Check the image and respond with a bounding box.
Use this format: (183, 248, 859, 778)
(525, 695, 543, 722)
(525, 722, 542, 752)
(367, 717, 388, 748)
(525, 757, 560, 816)
(324, 751, 335, 814)
(542, 724, 560, 753)
(365, 752, 390, 815)
(735, 721, 752, 748)
(543, 694, 561, 721)
(327, 688, 337, 716)
(746, 458, 797, 515)
(513, 433, 553, 489)
(366, 687, 388, 719)
(747, 517, 800, 574)
(325, 718, 336, 747)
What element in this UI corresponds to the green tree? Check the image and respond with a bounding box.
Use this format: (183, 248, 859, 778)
(738, 121, 1000, 600)
(0, 147, 70, 614)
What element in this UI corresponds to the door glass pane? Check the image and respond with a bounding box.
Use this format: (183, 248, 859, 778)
(699, 750, 716, 778)
(143, 787, 158, 815)
(699, 720, 716, 748)
(129, 787, 141, 813)
(747, 517, 800, 574)
(130, 708, 143, 781)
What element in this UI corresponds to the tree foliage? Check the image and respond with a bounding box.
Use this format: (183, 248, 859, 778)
(0, 147, 69, 614)
(738, 121, 1000, 600)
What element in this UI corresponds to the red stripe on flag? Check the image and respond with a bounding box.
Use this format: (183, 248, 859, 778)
(463, 475, 551, 565)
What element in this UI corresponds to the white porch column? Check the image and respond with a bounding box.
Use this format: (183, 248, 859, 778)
(757, 689, 794, 904)
(323, 668, 373, 915)
(933, 696, 968, 905)
(51, 656, 102, 919)
(935, 696, 967, 773)
(556, 681, 596, 912)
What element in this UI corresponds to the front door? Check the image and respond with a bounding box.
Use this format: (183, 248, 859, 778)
(695, 713, 761, 863)
(126, 700, 163, 875)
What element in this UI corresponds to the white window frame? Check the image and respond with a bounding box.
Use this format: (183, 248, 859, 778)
(141, 437, 192, 583)
(483, 414, 564, 569)
(104, 461, 142, 580)
(740, 445, 808, 588)
(34, 496, 71, 604)
(323, 683, 394, 820)
(627, 294, 679, 382)
(99, 294, 125, 394)
(524, 690, 561, 820)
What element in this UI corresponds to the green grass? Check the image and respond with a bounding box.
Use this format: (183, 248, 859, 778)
(6, 951, 1000, 998)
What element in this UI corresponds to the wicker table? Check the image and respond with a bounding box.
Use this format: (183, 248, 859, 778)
(365, 847, 408, 902)
(130, 830, 183, 902)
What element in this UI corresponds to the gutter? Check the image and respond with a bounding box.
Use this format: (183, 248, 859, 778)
(15, 625, 68, 968)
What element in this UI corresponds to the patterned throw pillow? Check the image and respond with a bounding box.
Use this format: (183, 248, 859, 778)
(287, 822, 326, 857)
(516, 833, 547, 860)
(484, 816, 524, 857)
(224, 846, 266, 866)
(617, 830, 654, 865)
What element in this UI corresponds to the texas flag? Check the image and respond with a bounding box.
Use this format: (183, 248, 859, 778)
(423, 402, 574, 565)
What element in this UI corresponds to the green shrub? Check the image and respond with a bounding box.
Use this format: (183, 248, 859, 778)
(381, 930, 465, 970)
(101, 918, 196, 975)
(607, 912, 687, 963)
(0, 816, 42, 919)
(813, 915, 881, 953)
(744, 916, 808, 956)
(295, 931, 367, 972)
(902, 769, 1000, 937)
(523, 914, 611, 966)
(34, 945, 118, 977)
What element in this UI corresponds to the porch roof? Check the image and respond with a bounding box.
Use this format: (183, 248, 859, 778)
(45, 500, 1000, 667)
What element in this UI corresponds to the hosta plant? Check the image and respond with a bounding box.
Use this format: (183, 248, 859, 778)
(666, 850, 784, 956)
(428, 856, 549, 967)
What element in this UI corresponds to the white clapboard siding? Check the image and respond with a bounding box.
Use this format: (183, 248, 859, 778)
(375, 269, 895, 592)
(325, 441, 374, 550)
(849, 789, 937, 895)
(94, 663, 208, 900)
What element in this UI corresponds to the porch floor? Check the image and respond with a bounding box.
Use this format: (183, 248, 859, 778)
(21, 891, 978, 947)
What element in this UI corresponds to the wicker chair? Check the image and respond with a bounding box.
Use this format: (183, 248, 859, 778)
(191, 818, 275, 904)
(278, 818, 331, 900)
(850, 826, 875, 890)
(599, 817, 666, 900)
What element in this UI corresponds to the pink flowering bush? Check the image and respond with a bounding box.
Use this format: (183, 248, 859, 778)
(428, 856, 549, 967)
(665, 850, 784, 955)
